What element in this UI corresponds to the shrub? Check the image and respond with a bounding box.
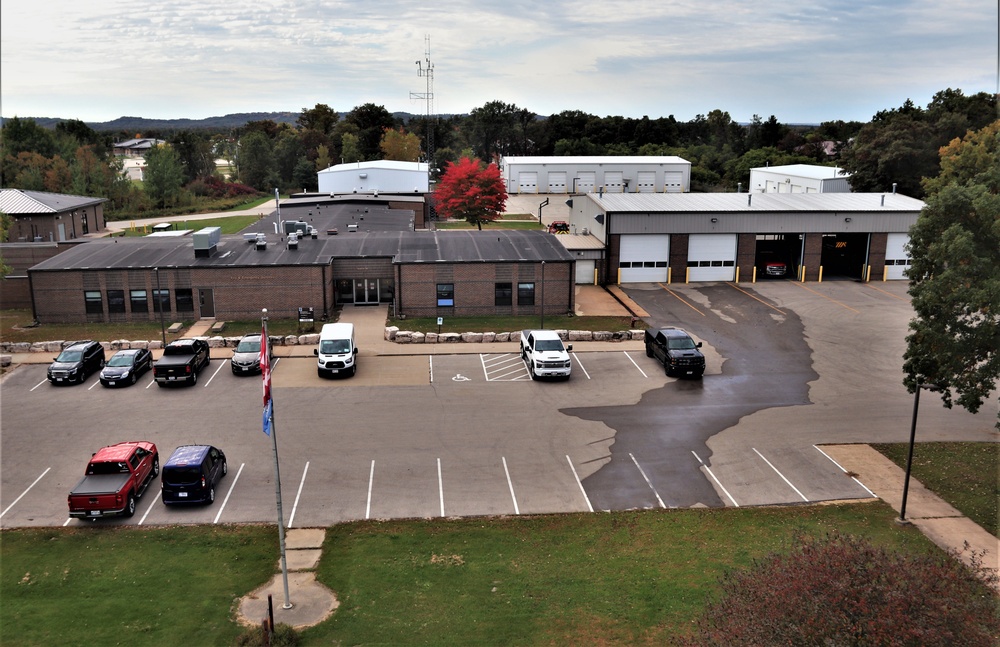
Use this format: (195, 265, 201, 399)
(233, 622, 298, 647)
(682, 534, 999, 646)
(186, 175, 260, 199)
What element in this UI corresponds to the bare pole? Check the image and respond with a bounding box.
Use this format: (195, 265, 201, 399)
(410, 35, 435, 166)
(263, 308, 292, 609)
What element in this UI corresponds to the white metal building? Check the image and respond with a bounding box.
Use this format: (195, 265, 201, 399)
(318, 160, 429, 195)
(500, 156, 691, 195)
(749, 164, 851, 194)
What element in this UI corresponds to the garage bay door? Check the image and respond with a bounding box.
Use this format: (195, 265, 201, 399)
(619, 235, 669, 282)
(576, 172, 596, 193)
(604, 171, 624, 193)
(547, 171, 567, 193)
(687, 234, 736, 281)
(664, 171, 684, 193)
(884, 233, 911, 280)
(575, 260, 596, 284)
(637, 171, 656, 193)
(516, 172, 537, 193)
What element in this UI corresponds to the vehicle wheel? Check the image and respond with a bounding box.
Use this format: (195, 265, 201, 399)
(157, 382, 166, 388)
(130, 372, 137, 385)
(222, 461, 228, 476)
(665, 365, 672, 376)
(208, 487, 215, 504)
(529, 364, 537, 381)
(124, 493, 136, 517)
(191, 371, 198, 385)
(349, 364, 356, 377)
(645, 344, 653, 358)
(152, 455, 159, 477)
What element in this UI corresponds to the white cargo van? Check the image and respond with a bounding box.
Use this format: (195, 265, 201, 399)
(313, 323, 357, 377)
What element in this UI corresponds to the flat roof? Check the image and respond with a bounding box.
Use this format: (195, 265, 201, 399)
(751, 164, 849, 180)
(29, 229, 575, 273)
(502, 155, 689, 166)
(587, 192, 924, 213)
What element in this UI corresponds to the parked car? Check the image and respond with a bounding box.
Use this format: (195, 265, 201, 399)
(67, 441, 158, 519)
(231, 333, 270, 375)
(644, 327, 706, 378)
(48, 340, 105, 385)
(153, 338, 210, 386)
(100, 348, 153, 387)
(160, 445, 228, 505)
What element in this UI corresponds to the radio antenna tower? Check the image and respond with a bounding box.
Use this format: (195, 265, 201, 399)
(410, 35, 435, 169)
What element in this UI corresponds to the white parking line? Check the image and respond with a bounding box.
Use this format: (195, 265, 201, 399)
(813, 445, 876, 497)
(30, 379, 47, 391)
(753, 448, 808, 501)
(429, 356, 434, 383)
(214, 462, 245, 524)
(623, 351, 649, 378)
(145, 377, 156, 389)
(1, 467, 50, 518)
(566, 455, 594, 512)
(203, 360, 227, 387)
(692, 451, 739, 507)
(629, 453, 666, 508)
(88, 379, 101, 391)
(571, 353, 591, 379)
(366, 460, 375, 519)
(502, 457, 520, 515)
(437, 458, 445, 517)
(288, 461, 309, 528)
(138, 494, 158, 525)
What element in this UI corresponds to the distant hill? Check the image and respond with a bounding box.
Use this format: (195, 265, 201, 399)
(1, 111, 455, 132)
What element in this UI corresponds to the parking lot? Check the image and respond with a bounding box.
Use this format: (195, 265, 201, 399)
(1, 280, 993, 529)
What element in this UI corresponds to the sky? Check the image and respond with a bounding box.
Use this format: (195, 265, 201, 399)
(1, 0, 997, 126)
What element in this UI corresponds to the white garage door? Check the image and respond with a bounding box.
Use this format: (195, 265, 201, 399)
(619, 234, 669, 282)
(575, 260, 596, 284)
(576, 172, 596, 193)
(885, 233, 911, 280)
(604, 171, 624, 193)
(664, 171, 684, 193)
(547, 171, 567, 193)
(516, 172, 537, 193)
(688, 234, 736, 281)
(637, 171, 656, 193)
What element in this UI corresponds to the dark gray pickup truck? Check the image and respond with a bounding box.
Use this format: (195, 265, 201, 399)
(153, 338, 211, 386)
(644, 327, 706, 378)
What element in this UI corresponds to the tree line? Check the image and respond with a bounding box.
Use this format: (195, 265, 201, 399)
(0, 88, 995, 220)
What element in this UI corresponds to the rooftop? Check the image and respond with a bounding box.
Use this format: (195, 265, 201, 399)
(587, 192, 924, 213)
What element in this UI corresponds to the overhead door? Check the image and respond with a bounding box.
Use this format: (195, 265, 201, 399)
(637, 171, 656, 193)
(516, 172, 537, 193)
(687, 234, 737, 281)
(664, 171, 684, 193)
(604, 171, 624, 193)
(884, 233, 911, 280)
(575, 260, 596, 284)
(619, 234, 669, 282)
(547, 171, 567, 193)
(576, 171, 596, 193)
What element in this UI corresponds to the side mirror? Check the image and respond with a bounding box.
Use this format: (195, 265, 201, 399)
(313, 349, 319, 356)
(353, 348, 358, 354)
(696, 342, 703, 348)
(566, 344, 573, 352)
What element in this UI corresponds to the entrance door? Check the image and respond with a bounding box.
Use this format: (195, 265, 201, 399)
(353, 279, 380, 304)
(198, 289, 215, 317)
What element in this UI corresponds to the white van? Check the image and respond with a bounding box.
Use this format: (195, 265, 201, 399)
(313, 323, 357, 378)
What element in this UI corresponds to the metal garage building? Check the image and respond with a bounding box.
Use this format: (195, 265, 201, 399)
(749, 164, 852, 194)
(567, 192, 923, 283)
(318, 160, 429, 195)
(500, 156, 691, 195)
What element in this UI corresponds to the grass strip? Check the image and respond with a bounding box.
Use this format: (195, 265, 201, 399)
(389, 314, 637, 334)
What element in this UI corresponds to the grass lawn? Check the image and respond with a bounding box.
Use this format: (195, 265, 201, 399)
(871, 441, 999, 536)
(116, 214, 262, 236)
(390, 314, 638, 334)
(0, 503, 947, 646)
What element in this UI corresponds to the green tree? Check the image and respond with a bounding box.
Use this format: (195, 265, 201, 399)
(237, 131, 275, 191)
(344, 103, 396, 161)
(314, 144, 332, 172)
(170, 130, 217, 182)
(297, 103, 339, 135)
(379, 127, 422, 161)
(143, 144, 185, 208)
(340, 133, 362, 165)
(0, 211, 11, 278)
(903, 121, 1000, 428)
(433, 157, 507, 230)
(293, 157, 318, 192)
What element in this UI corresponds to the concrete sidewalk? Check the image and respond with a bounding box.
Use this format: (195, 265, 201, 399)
(823, 444, 999, 591)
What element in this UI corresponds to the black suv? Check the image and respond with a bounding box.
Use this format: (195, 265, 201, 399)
(48, 340, 105, 385)
(644, 328, 706, 378)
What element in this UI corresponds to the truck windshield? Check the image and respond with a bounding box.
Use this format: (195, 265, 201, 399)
(535, 340, 564, 351)
(320, 340, 351, 354)
(667, 338, 697, 350)
(87, 461, 129, 475)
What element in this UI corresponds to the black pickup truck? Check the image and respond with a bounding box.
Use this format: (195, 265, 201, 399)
(153, 338, 211, 386)
(644, 327, 706, 378)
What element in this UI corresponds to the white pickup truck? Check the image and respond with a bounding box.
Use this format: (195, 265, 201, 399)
(520, 330, 573, 380)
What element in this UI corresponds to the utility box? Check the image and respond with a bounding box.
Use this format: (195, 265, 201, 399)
(193, 226, 221, 257)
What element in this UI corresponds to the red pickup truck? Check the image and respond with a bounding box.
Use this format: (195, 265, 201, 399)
(67, 442, 159, 519)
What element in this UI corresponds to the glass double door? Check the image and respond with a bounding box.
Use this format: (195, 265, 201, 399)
(353, 279, 379, 304)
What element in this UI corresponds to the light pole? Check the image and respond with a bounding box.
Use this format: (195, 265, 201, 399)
(154, 267, 166, 347)
(897, 381, 940, 525)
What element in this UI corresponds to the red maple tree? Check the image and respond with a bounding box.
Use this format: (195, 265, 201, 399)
(433, 157, 507, 230)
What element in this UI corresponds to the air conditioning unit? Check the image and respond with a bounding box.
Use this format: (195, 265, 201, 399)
(581, 228, 590, 235)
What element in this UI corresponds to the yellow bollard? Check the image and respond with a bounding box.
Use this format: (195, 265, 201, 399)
(685, 267, 690, 283)
(818, 266, 823, 282)
(617, 267, 621, 285)
(593, 268, 598, 285)
(753, 266, 757, 283)
(883, 266, 888, 281)
(735, 266, 740, 283)
(667, 267, 671, 284)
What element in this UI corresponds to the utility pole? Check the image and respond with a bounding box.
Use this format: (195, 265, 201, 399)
(410, 35, 436, 171)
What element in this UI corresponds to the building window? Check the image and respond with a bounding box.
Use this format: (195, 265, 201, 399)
(517, 282, 535, 306)
(495, 282, 512, 306)
(81, 214, 89, 235)
(130, 289, 148, 313)
(108, 290, 126, 313)
(175, 289, 194, 313)
(436, 283, 454, 307)
(84, 291, 102, 314)
(152, 289, 170, 313)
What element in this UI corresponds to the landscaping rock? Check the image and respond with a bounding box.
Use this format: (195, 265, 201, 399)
(299, 333, 320, 345)
(568, 330, 593, 342)
(424, 332, 438, 343)
(130, 340, 149, 349)
(284, 335, 299, 345)
(495, 332, 510, 342)
(395, 331, 412, 344)
(411, 332, 425, 344)
(461, 332, 483, 343)
(482, 332, 496, 343)
(439, 333, 461, 343)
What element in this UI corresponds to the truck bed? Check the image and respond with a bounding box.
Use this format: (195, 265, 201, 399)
(69, 473, 130, 497)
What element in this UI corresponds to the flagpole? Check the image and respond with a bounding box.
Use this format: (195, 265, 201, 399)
(262, 308, 292, 609)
